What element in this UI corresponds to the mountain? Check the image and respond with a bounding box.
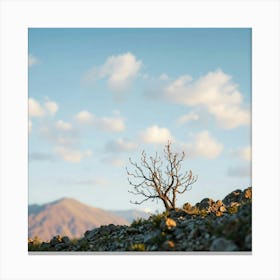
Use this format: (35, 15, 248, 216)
(28, 198, 130, 241)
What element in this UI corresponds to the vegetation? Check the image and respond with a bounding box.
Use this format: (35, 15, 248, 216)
(126, 141, 198, 211)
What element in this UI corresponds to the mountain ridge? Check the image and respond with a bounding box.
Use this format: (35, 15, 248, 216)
(28, 198, 149, 241)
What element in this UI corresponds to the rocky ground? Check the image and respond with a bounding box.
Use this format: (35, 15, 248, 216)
(28, 187, 252, 252)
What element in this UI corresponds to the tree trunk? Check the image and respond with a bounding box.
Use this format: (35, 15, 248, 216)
(162, 198, 175, 211)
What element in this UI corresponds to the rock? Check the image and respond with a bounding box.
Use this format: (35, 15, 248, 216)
(215, 211, 223, 217)
(243, 187, 252, 200)
(230, 202, 240, 207)
(216, 200, 224, 207)
(62, 236, 70, 243)
(50, 235, 61, 247)
(196, 198, 215, 211)
(162, 240, 175, 250)
(174, 228, 185, 240)
(161, 218, 177, 230)
(244, 234, 252, 250)
(183, 202, 193, 212)
(55, 243, 68, 250)
(210, 237, 238, 251)
(84, 229, 98, 240)
(189, 228, 200, 239)
(222, 189, 242, 206)
(143, 230, 161, 244)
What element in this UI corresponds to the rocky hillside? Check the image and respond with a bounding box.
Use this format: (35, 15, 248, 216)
(28, 187, 252, 252)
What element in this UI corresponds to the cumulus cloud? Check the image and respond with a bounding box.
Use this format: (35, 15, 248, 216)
(83, 52, 142, 91)
(28, 54, 40, 67)
(228, 165, 251, 177)
(232, 146, 252, 161)
(29, 98, 45, 117)
(140, 125, 174, 144)
(164, 70, 250, 129)
(75, 110, 94, 124)
(105, 138, 137, 153)
(176, 112, 199, 125)
(182, 130, 223, 159)
(75, 110, 125, 132)
(54, 146, 92, 163)
(29, 98, 58, 118)
(55, 120, 72, 131)
(45, 100, 58, 115)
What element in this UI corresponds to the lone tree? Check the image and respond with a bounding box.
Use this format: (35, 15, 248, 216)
(126, 141, 198, 211)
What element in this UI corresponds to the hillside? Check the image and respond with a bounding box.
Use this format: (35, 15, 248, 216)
(29, 187, 252, 252)
(28, 198, 130, 240)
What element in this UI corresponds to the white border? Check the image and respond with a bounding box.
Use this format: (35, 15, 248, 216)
(1, 1, 279, 280)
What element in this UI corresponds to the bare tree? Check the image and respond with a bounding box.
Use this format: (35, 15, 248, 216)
(126, 141, 198, 211)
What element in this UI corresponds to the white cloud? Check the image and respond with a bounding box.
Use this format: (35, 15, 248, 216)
(176, 112, 199, 125)
(29, 120, 32, 133)
(44, 100, 58, 116)
(84, 52, 142, 90)
(140, 125, 174, 144)
(28, 98, 45, 117)
(183, 130, 223, 159)
(55, 120, 72, 131)
(75, 110, 125, 132)
(54, 146, 92, 163)
(29, 98, 58, 118)
(233, 146, 252, 161)
(164, 70, 250, 129)
(75, 110, 94, 124)
(105, 138, 137, 153)
(28, 54, 40, 67)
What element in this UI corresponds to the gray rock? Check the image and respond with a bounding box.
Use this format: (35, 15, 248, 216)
(210, 237, 238, 251)
(244, 234, 252, 250)
(196, 198, 215, 211)
(143, 230, 161, 243)
(222, 189, 242, 206)
(127, 227, 139, 234)
(62, 236, 70, 243)
(84, 229, 98, 240)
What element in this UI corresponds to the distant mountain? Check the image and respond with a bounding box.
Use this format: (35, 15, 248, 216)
(109, 209, 151, 223)
(28, 198, 130, 241)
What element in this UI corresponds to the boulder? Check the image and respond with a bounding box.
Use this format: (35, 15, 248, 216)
(222, 189, 242, 206)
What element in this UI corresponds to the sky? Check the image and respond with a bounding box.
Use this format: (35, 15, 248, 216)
(28, 28, 251, 213)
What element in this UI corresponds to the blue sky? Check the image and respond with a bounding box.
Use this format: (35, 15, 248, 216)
(28, 28, 251, 212)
